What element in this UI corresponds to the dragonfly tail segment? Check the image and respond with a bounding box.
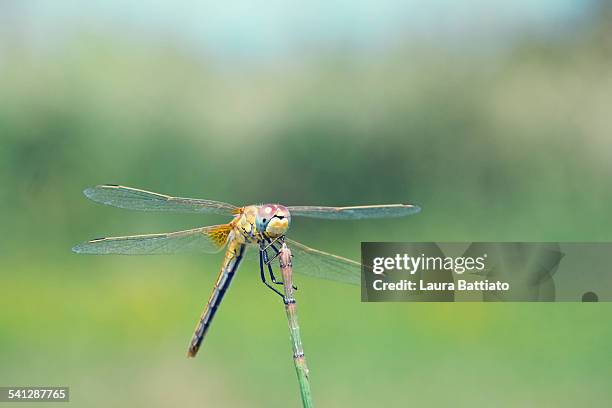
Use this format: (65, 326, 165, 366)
(187, 241, 246, 358)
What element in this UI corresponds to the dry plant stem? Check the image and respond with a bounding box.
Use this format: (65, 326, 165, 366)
(279, 242, 314, 408)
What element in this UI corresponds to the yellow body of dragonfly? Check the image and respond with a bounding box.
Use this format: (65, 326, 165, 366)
(73, 185, 420, 357)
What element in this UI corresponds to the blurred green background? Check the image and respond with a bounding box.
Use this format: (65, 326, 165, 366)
(1, 1, 612, 407)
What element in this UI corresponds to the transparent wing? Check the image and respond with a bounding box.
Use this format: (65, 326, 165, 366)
(242, 239, 366, 285)
(83, 185, 238, 215)
(72, 224, 232, 255)
(287, 239, 362, 285)
(288, 204, 420, 220)
(245, 239, 360, 285)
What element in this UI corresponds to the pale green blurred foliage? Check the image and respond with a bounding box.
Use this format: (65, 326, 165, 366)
(1, 5, 611, 408)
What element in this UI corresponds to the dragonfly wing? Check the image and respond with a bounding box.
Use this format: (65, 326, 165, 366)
(288, 204, 420, 220)
(72, 224, 232, 255)
(83, 185, 238, 215)
(285, 239, 362, 285)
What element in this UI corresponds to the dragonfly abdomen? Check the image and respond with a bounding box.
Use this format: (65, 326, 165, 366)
(187, 240, 246, 358)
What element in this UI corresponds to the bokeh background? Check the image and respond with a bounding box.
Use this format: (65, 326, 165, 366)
(1, 1, 612, 406)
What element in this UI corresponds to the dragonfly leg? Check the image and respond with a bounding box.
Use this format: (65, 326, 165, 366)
(264, 244, 284, 285)
(259, 247, 285, 299)
(264, 238, 298, 290)
(263, 235, 284, 253)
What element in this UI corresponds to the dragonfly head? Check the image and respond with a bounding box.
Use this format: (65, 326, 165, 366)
(256, 204, 291, 238)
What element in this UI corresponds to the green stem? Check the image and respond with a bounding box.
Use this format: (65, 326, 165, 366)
(279, 242, 314, 408)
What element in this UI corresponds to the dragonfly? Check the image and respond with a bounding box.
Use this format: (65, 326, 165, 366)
(73, 185, 421, 357)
